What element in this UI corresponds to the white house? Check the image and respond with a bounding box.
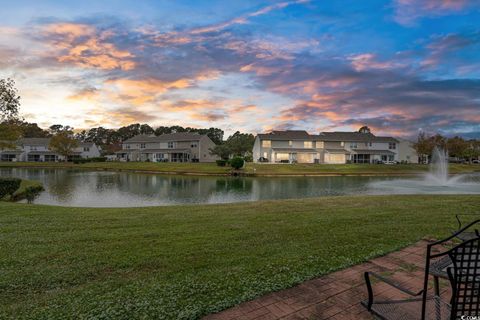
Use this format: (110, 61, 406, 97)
(397, 138, 419, 163)
(0, 138, 101, 162)
(253, 130, 402, 164)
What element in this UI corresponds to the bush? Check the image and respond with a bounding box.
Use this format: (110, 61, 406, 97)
(24, 185, 44, 204)
(216, 160, 227, 167)
(0, 178, 21, 199)
(243, 155, 253, 162)
(230, 157, 245, 170)
(73, 157, 107, 164)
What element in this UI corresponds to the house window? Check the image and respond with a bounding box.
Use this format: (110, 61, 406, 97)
(168, 142, 175, 149)
(288, 140, 292, 146)
(262, 140, 271, 148)
(316, 141, 324, 148)
(389, 142, 396, 150)
(340, 142, 344, 147)
(83, 147, 90, 152)
(304, 141, 313, 148)
(350, 142, 357, 149)
(140, 143, 146, 149)
(365, 142, 372, 147)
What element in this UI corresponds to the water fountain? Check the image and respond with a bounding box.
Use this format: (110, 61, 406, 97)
(368, 147, 480, 195)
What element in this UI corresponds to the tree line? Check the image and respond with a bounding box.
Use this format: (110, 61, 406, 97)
(413, 132, 480, 163)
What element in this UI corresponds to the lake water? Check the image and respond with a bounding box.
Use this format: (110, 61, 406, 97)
(1, 168, 479, 207)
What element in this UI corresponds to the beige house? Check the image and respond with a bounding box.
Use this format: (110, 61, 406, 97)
(116, 132, 218, 163)
(253, 130, 401, 164)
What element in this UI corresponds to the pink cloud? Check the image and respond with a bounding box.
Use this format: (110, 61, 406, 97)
(41, 23, 136, 71)
(349, 53, 401, 71)
(394, 0, 470, 26)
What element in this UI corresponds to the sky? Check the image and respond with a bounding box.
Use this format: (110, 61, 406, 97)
(0, 0, 479, 138)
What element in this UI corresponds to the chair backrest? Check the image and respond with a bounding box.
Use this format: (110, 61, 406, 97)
(421, 219, 480, 320)
(447, 237, 480, 318)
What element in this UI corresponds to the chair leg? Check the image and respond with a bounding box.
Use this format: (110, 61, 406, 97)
(434, 276, 440, 296)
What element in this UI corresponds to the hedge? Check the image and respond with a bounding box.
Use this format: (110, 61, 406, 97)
(0, 178, 21, 199)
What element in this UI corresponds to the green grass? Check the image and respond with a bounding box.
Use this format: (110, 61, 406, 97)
(0, 195, 479, 319)
(1, 161, 479, 176)
(247, 163, 479, 175)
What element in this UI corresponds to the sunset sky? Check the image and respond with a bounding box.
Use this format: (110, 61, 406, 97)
(1, 0, 479, 137)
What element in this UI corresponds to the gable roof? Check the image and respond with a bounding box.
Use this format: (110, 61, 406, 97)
(256, 130, 397, 143)
(123, 132, 205, 143)
(257, 130, 314, 141)
(316, 132, 398, 143)
(17, 138, 97, 147)
(18, 138, 51, 146)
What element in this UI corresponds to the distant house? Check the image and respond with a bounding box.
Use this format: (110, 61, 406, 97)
(253, 130, 402, 164)
(0, 138, 101, 162)
(116, 132, 218, 163)
(397, 138, 419, 164)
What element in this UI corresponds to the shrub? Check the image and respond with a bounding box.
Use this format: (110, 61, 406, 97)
(243, 155, 253, 162)
(73, 157, 107, 164)
(216, 160, 227, 167)
(24, 185, 44, 204)
(0, 178, 21, 199)
(230, 157, 245, 170)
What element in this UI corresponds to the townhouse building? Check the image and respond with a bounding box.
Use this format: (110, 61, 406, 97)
(0, 138, 101, 162)
(116, 132, 218, 163)
(253, 130, 416, 164)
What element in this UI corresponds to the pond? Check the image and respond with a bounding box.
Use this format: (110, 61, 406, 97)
(1, 168, 480, 207)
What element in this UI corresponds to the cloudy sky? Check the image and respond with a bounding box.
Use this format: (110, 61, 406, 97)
(1, 0, 479, 137)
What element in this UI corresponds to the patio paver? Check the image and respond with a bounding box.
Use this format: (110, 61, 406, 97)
(204, 240, 450, 320)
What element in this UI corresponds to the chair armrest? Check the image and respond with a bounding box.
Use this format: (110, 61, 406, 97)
(363, 272, 424, 310)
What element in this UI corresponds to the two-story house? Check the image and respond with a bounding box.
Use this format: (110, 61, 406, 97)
(252, 130, 320, 163)
(253, 130, 400, 164)
(116, 132, 218, 163)
(0, 138, 101, 162)
(317, 132, 399, 164)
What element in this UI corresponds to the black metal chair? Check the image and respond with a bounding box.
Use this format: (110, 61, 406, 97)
(362, 230, 480, 319)
(430, 217, 480, 296)
(447, 237, 480, 318)
(453, 215, 480, 242)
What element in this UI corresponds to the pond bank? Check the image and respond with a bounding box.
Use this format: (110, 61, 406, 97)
(1, 161, 479, 177)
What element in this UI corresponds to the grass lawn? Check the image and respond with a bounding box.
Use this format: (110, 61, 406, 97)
(1, 161, 479, 176)
(0, 195, 479, 319)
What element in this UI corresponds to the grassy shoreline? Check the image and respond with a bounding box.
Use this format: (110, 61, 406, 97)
(0, 195, 479, 319)
(1, 161, 479, 176)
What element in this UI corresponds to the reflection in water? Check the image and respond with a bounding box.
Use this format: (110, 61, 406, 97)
(1, 168, 479, 207)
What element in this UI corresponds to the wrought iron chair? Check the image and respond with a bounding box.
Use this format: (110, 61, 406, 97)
(452, 215, 480, 242)
(447, 237, 480, 318)
(430, 217, 480, 296)
(362, 232, 480, 319)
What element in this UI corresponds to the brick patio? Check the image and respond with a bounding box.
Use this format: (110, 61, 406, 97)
(204, 240, 450, 320)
